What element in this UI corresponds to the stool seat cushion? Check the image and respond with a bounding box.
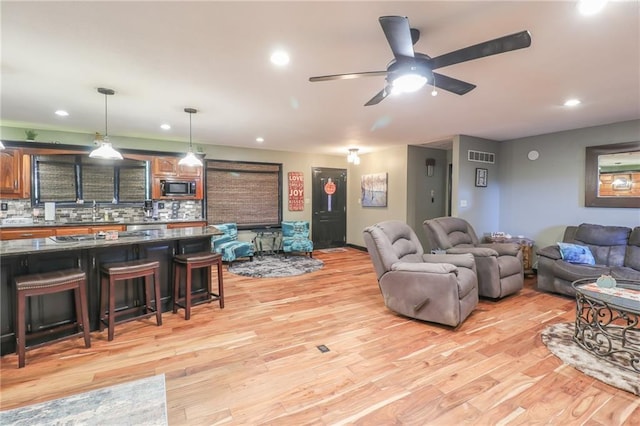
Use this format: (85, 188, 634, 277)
(16, 269, 85, 291)
(175, 252, 222, 264)
(100, 259, 160, 276)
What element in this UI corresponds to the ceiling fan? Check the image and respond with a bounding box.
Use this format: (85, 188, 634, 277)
(309, 16, 532, 106)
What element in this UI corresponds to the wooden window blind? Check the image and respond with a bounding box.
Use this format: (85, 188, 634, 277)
(206, 160, 282, 229)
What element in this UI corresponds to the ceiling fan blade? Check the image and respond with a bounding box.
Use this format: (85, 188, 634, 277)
(429, 30, 532, 70)
(379, 16, 415, 59)
(432, 73, 476, 95)
(309, 70, 386, 82)
(364, 87, 390, 106)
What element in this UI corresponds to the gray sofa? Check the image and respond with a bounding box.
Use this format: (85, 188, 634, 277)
(536, 223, 640, 297)
(363, 220, 478, 327)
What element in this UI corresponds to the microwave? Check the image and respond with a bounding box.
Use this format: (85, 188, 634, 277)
(160, 180, 197, 196)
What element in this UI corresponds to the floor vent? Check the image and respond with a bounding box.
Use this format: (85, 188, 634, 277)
(468, 150, 495, 164)
(317, 345, 330, 353)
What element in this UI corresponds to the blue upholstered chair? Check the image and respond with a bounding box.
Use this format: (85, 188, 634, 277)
(211, 223, 254, 266)
(281, 221, 314, 257)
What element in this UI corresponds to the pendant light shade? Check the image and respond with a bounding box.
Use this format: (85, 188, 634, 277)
(347, 148, 360, 165)
(90, 88, 123, 160)
(179, 107, 203, 167)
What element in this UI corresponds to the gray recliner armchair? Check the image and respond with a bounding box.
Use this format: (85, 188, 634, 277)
(363, 220, 478, 327)
(423, 217, 523, 299)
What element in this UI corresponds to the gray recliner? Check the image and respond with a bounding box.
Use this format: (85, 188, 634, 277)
(363, 220, 478, 327)
(423, 217, 523, 299)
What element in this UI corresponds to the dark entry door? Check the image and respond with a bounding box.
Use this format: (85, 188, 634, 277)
(312, 167, 347, 249)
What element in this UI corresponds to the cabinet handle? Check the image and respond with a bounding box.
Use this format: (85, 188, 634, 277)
(14, 180, 18, 189)
(21, 233, 33, 237)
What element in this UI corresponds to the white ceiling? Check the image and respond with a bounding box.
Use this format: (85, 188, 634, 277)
(1, 1, 639, 156)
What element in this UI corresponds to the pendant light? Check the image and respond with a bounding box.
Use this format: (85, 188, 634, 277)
(179, 107, 203, 167)
(347, 148, 360, 165)
(90, 87, 123, 160)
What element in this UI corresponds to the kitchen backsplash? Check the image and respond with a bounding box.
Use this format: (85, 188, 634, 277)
(0, 199, 203, 224)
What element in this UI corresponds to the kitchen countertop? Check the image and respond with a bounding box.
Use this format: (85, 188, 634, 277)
(0, 219, 207, 229)
(0, 226, 221, 256)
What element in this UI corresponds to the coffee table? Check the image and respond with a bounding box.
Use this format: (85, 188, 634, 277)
(571, 278, 640, 373)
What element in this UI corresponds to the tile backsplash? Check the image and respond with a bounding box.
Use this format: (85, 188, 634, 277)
(0, 199, 203, 224)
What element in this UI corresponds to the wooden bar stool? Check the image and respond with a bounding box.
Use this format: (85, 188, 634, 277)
(173, 252, 223, 320)
(15, 269, 91, 368)
(99, 259, 162, 341)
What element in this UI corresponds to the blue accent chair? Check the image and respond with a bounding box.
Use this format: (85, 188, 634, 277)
(211, 223, 254, 266)
(281, 221, 313, 257)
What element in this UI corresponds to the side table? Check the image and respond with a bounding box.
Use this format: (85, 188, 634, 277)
(252, 229, 282, 259)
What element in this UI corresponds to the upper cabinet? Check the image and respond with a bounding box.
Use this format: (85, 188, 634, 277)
(0, 148, 30, 199)
(152, 156, 201, 178)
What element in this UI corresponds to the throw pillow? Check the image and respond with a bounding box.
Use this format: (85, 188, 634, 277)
(557, 242, 596, 265)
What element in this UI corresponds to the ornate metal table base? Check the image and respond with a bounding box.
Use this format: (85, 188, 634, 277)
(573, 279, 640, 373)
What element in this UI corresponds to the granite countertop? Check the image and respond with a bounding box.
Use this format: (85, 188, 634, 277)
(0, 219, 207, 229)
(0, 227, 221, 256)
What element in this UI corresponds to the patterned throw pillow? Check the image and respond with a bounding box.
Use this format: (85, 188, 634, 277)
(557, 242, 596, 265)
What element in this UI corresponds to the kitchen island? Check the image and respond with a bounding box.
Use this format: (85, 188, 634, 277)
(0, 226, 222, 356)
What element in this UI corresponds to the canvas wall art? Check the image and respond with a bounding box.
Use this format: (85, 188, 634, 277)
(361, 172, 387, 207)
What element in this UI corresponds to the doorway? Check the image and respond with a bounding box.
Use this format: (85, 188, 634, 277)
(311, 167, 347, 249)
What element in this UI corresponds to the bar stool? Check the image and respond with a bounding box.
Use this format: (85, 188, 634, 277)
(99, 259, 162, 341)
(173, 252, 223, 320)
(15, 269, 91, 368)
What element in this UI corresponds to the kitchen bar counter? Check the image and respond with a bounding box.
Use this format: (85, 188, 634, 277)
(0, 218, 206, 229)
(0, 226, 220, 256)
(0, 226, 221, 356)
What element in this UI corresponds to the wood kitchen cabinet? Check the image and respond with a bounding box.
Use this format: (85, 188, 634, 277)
(152, 156, 201, 178)
(167, 221, 207, 229)
(0, 227, 55, 240)
(0, 224, 126, 240)
(0, 148, 30, 199)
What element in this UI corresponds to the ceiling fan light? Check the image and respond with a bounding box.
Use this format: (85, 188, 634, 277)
(392, 73, 427, 93)
(89, 138, 123, 160)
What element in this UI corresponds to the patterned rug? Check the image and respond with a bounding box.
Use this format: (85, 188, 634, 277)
(541, 323, 639, 396)
(0, 374, 168, 425)
(229, 255, 324, 278)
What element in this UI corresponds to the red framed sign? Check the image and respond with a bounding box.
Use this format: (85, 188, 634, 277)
(288, 171, 304, 211)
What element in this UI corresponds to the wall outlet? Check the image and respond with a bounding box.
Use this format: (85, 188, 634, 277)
(1, 203, 7, 211)
(460, 200, 468, 207)
(158, 202, 165, 209)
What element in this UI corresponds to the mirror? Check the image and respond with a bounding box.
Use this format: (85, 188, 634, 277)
(585, 141, 640, 208)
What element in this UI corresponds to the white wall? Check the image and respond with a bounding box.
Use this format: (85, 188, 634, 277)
(346, 145, 408, 247)
(498, 119, 640, 253)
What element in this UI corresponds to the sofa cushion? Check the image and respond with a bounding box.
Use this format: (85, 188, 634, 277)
(552, 260, 609, 282)
(624, 227, 640, 271)
(610, 266, 640, 281)
(572, 223, 631, 266)
(557, 242, 596, 265)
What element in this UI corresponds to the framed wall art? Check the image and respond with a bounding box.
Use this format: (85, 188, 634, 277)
(475, 168, 488, 187)
(361, 172, 388, 207)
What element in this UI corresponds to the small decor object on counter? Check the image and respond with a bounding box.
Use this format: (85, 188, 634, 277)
(596, 274, 617, 288)
(105, 230, 119, 240)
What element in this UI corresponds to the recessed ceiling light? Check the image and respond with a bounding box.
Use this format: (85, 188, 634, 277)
(564, 99, 581, 107)
(270, 50, 290, 66)
(55, 110, 69, 116)
(578, 0, 607, 16)
(160, 124, 171, 130)
(256, 137, 264, 143)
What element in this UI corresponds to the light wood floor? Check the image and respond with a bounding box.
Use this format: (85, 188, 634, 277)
(1, 248, 638, 425)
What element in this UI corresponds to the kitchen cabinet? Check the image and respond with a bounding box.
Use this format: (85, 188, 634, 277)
(152, 156, 201, 178)
(0, 227, 55, 240)
(0, 224, 127, 240)
(0, 148, 30, 199)
(167, 221, 207, 229)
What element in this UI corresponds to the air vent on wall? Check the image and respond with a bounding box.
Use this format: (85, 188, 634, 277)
(468, 150, 495, 164)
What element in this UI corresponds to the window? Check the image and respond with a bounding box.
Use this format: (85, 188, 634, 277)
(206, 160, 282, 229)
(33, 154, 147, 204)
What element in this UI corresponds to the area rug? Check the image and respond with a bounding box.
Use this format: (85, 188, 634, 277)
(541, 323, 639, 396)
(229, 255, 324, 278)
(0, 374, 167, 425)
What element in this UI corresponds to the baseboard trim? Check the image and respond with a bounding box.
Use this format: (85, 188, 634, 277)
(347, 243, 367, 252)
